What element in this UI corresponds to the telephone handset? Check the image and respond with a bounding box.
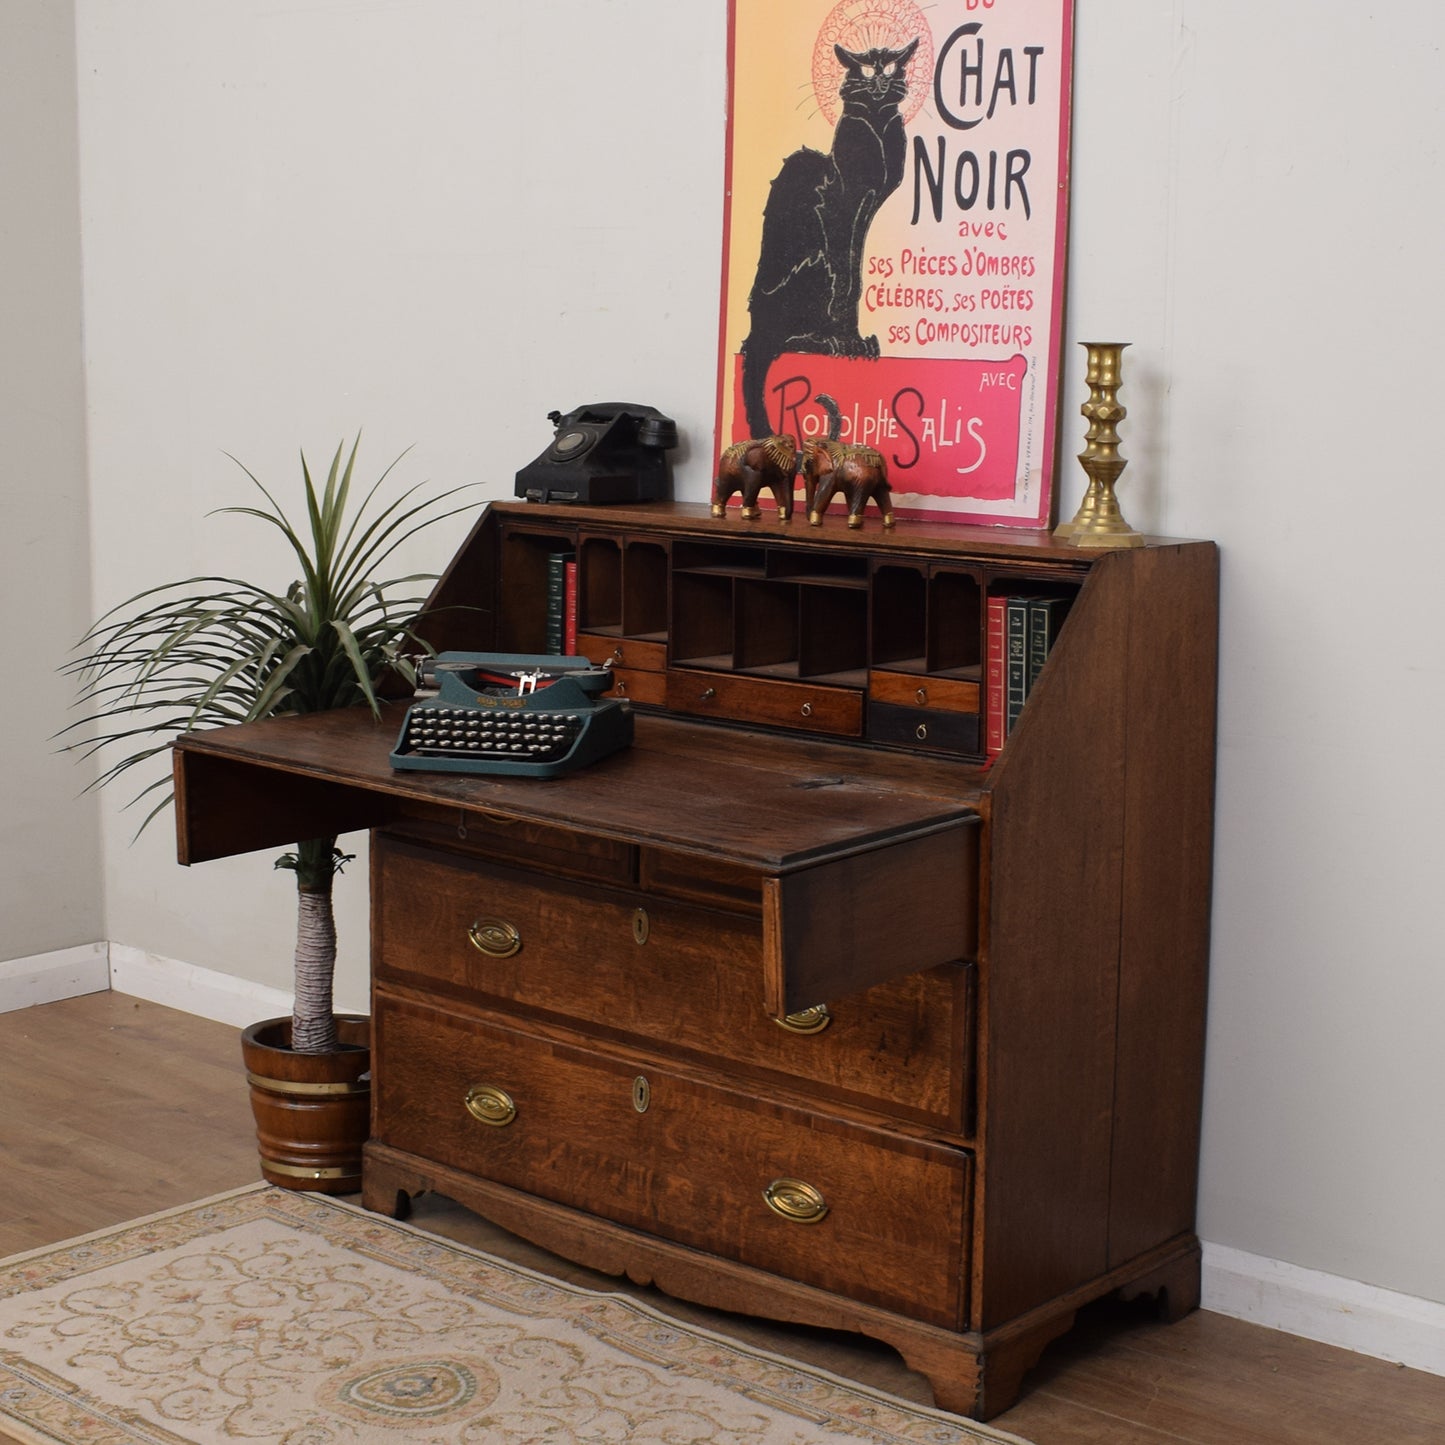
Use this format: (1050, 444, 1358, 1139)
(515, 402, 678, 505)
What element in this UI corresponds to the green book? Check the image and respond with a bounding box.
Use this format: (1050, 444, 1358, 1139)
(1027, 596, 1072, 694)
(1004, 597, 1029, 735)
(545, 551, 574, 654)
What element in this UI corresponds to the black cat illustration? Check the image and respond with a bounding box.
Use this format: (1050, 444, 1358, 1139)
(740, 38, 920, 440)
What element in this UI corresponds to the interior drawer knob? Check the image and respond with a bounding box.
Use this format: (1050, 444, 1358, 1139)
(464, 1083, 517, 1128)
(468, 918, 522, 958)
(776, 1004, 832, 1036)
(763, 1178, 829, 1224)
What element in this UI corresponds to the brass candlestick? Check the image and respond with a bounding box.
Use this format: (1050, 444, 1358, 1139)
(1056, 342, 1144, 548)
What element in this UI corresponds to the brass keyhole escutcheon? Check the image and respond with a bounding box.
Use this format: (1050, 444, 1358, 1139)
(632, 908, 650, 945)
(464, 1083, 517, 1128)
(777, 1004, 832, 1036)
(763, 1178, 828, 1224)
(468, 918, 521, 959)
(632, 1075, 651, 1113)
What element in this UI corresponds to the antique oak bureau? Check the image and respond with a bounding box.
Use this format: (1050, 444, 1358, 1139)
(172, 499, 1218, 1420)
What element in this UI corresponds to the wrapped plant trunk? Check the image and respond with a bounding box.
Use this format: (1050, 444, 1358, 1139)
(279, 837, 351, 1055)
(292, 885, 339, 1054)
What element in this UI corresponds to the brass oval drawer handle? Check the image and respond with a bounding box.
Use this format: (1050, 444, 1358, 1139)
(763, 1178, 829, 1224)
(468, 918, 521, 958)
(915, 722, 929, 741)
(800, 702, 814, 717)
(776, 1004, 832, 1036)
(464, 1083, 517, 1127)
(915, 686, 928, 705)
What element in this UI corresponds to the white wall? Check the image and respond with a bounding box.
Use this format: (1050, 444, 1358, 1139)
(0, 1, 103, 963)
(35, 0, 1445, 1313)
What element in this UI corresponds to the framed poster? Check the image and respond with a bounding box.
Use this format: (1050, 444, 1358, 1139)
(715, 0, 1075, 527)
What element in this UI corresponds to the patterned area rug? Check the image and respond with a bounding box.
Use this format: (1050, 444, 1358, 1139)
(0, 1185, 1030, 1445)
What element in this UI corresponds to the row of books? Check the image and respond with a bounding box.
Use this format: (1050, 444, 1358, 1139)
(985, 592, 1073, 758)
(545, 551, 578, 656)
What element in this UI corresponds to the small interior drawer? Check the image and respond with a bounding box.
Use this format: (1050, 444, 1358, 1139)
(575, 632, 667, 673)
(372, 997, 970, 1327)
(869, 669, 981, 714)
(607, 666, 667, 707)
(666, 669, 863, 736)
(373, 836, 971, 1130)
(867, 701, 981, 757)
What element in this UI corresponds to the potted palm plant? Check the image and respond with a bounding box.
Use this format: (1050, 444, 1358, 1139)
(65, 436, 469, 1191)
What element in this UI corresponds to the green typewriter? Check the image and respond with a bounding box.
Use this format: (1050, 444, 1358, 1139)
(390, 652, 633, 779)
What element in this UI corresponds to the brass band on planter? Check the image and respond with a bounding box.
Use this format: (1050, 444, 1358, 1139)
(775, 1005, 832, 1036)
(261, 1161, 357, 1180)
(468, 918, 522, 958)
(763, 1177, 829, 1224)
(464, 1083, 518, 1127)
(245, 1072, 369, 1096)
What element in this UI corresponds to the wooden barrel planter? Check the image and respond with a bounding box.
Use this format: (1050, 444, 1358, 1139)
(240, 1015, 370, 1193)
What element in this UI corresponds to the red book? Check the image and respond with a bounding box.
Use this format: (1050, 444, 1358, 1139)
(985, 593, 1007, 757)
(563, 559, 578, 655)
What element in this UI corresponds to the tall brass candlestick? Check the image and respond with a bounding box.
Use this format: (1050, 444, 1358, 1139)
(1056, 341, 1144, 548)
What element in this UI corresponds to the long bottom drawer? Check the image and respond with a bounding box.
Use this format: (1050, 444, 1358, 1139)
(373, 996, 970, 1326)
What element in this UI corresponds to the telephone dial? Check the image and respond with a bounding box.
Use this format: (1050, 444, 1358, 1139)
(515, 402, 678, 505)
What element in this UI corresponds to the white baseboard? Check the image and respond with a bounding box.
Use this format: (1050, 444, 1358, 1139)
(7, 943, 1443, 1377)
(0, 943, 110, 1014)
(106, 944, 294, 1029)
(1202, 1243, 1445, 1376)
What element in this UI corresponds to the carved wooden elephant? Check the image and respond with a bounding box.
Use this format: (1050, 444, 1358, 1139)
(712, 434, 800, 521)
(800, 438, 895, 528)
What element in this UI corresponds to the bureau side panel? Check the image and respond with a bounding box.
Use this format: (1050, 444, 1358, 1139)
(978, 554, 1133, 1329)
(412, 504, 500, 654)
(1108, 544, 1218, 1266)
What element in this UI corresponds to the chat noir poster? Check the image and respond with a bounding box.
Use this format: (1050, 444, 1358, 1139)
(716, 0, 1074, 526)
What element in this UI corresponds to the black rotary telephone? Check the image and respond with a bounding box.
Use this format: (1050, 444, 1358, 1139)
(515, 402, 678, 505)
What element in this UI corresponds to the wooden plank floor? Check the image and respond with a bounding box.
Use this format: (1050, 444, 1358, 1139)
(2, 992, 1442, 1444)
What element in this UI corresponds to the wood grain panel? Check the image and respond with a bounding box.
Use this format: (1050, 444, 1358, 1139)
(372, 997, 971, 1325)
(979, 551, 1133, 1329)
(1108, 543, 1219, 1265)
(763, 819, 979, 1016)
(372, 837, 970, 1129)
